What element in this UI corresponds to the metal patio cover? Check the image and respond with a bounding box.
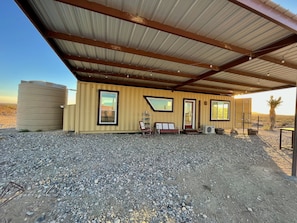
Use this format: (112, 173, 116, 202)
(16, 0, 297, 96)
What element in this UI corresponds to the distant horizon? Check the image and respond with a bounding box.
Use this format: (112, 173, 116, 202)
(0, 102, 294, 117)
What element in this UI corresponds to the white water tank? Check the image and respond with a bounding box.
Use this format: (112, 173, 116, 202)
(16, 81, 67, 131)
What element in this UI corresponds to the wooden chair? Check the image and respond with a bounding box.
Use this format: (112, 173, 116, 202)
(139, 121, 152, 135)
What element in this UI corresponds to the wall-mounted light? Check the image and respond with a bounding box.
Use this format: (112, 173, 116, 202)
(204, 101, 207, 105)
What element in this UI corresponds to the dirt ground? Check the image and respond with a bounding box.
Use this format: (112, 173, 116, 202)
(0, 104, 16, 129)
(1, 104, 297, 222)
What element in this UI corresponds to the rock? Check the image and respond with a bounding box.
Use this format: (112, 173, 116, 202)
(35, 213, 46, 223)
(26, 211, 34, 216)
(200, 213, 207, 219)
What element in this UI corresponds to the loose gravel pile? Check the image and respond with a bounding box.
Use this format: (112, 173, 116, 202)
(1, 129, 297, 223)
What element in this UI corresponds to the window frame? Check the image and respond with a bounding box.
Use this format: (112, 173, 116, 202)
(210, 100, 230, 121)
(97, 90, 119, 125)
(144, 96, 174, 112)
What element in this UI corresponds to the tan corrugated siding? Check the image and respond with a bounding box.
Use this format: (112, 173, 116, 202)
(74, 81, 236, 133)
(63, 104, 76, 131)
(17, 81, 66, 131)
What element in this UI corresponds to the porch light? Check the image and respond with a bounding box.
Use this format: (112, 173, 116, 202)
(249, 53, 252, 60)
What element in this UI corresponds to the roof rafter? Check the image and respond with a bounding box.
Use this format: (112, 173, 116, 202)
(74, 68, 181, 84)
(205, 77, 272, 89)
(67, 55, 280, 91)
(174, 34, 297, 89)
(260, 55, 297, 70)
(47, 31, 219, 70)
(74, 67, 235, 92)
(15, 0, 297, 97)
(78, 76, 175, 90)
(64, 54, 197, 79)
(226, 68, 296, 86)
(76, 70, 232, 95)
(56, 0, 251, 55)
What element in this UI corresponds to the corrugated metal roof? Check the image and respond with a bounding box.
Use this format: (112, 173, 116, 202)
(16, 0, 297, 96)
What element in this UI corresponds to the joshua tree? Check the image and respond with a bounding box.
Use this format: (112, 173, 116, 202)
(267, 96, 282, 130)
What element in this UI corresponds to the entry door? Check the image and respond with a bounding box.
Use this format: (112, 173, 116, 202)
(183, 99, 196, 129)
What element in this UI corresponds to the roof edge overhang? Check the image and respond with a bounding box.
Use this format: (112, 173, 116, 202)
(229, 0, 297, 34)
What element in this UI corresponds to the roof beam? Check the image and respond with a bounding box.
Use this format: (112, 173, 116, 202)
(173, 34, 297, 89)
(64, 54, 197, 79)
(74, 68, 181, 84)
(78, 76, 175, 90)
(260, 55, 297, 70)
(67, 54, 276, 91)
(75, 66, 235, 92)
(47, 31, 219, 70)
(229, 0, 297, 34)
(205, 77, 272, 90)
(56, 0, 251, 55)
(76, 70, 231, 95)
(226, 68, 296, 86)
(189, 83, 235, 92)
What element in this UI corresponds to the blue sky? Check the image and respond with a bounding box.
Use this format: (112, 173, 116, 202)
(0, 1, 76, 103)
(0, 1, 296, 114)
(272, 0, 297, 13)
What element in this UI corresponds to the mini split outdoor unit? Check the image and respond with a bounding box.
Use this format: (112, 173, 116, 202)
(203, 125, 215, 134)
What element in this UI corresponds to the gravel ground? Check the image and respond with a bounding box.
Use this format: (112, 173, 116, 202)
(1, 129, 297, 223)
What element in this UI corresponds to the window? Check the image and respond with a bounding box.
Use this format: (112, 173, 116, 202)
(210, 100, 230, 121)
(144, 96, 173, 112)
(98, 90, 119, 125)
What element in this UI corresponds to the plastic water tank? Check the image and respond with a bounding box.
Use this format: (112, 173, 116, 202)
(16, 81, 67, 131)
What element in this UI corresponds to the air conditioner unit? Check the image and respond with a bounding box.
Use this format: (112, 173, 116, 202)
(203, 125, 215, 134)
